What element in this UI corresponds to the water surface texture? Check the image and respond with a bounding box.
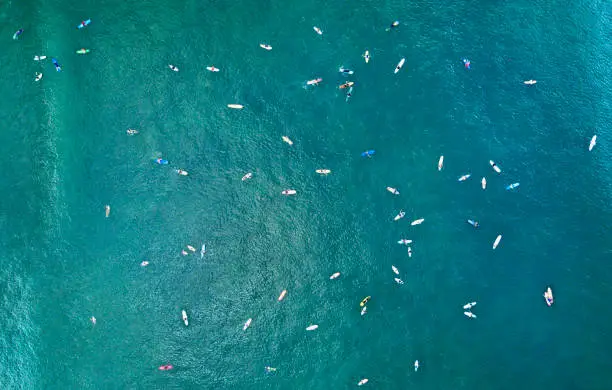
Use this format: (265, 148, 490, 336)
(1, 0, 611, 388)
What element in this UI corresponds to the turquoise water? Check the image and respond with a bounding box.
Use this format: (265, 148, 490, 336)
(2, 0, 612, 388)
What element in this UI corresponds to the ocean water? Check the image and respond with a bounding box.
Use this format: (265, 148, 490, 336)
(1, 0, 612, 388)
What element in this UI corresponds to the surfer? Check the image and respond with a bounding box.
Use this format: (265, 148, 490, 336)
(105, 205, 110, 218)
(140, 261, 149, 267)
(168, 64, 179, 72)
(159, 365, 173, 371)
(307, 78, 322, 86)
(52, 58, 62, 72)
(345, 87, 353, 102)
(34, 55, 47, 61)
(506, 182, 520, 190)
(265, 366, 277, 372)
(155, 158, 168, 165)
(463, 301, 477, 309)
(467, 219, 479, 228)
(339, 81, 354, 89)
(176, 169, 188, 176)
(363, 50, 370, 63)
(35, 72, 43, 82)
(393, 210, 405, 221)
(339, 67, 354, 75)
(77, 19, 91, 29)
(544, 287, 554, 306)
(359, 296, 371, 307)
(386, 21, 399, 31)
(462, 58, 471, 69)
(361, 150, 375, 158)
(394, 58, 405, 74)
(313, 26, 323, 35)
(407, 247, 412, 258)
(489, 160, 501, 173)
(241, 172, 253, 181)
(13, 29, 23, 40)
(90, 316, 97, 325)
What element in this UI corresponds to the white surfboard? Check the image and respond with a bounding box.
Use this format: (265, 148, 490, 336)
(411, 218, 425, 226)
(463, 301, 477, 309)
(358, 379, 369, 386)
(227, 104, 243, 109)
(493, 234, 502, 249)
(589, 135, 597, 151)
(394, 58, 405, 74)
(363, 50, 370, 63)
(259, 43, 272, 50)
(243, 318, 252, 330)
(281, 189, 297, 195)
(315, 169, 331, 175)
(206, 66, 220, 72)
(329, 272, 340, 280)
(282, 136, 293, 145)
(278, 290, 287, 301)
(489, 160, 501, 173)
(386, 187, 399, 195)
(306, 324, 318, 331)
(393, 211, 405, 221)
(182, 310, 188, 326)
(392, 265, 399, 275)
(482, 177, 487, 189)
(438, 155, 444, 171)
(313, 26, 323, 35)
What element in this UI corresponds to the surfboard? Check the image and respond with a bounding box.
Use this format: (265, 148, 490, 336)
(411, 218, 424, 226)
(394, 58, 405, 74)
(182, 310, 188, 326)
(493, 234, 502, 249)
